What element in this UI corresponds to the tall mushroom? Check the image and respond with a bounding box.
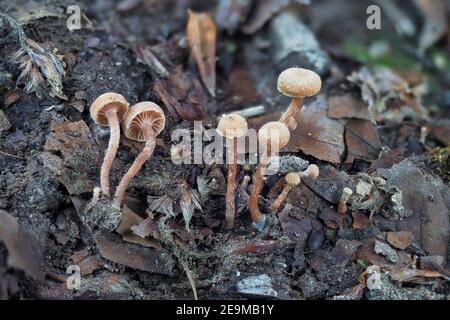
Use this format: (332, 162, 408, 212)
(90, 92, 130, 198)
(277, 67, 322, 130)
(216, 114, 248, 230)
(250, 121, 290, 230)
(114, 102, 165, 207)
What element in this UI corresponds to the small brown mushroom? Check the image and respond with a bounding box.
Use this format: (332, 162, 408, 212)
(270, 164, 319, 213)
(299, 164, 320, 180)
(90, 92, 130, 198)
(114, 102, 165, 206)
(270, 172, 301, 214)
(277, 67, 322, 130)
(217, 114, 248, 230)
(338, 187, 353, 215)
(250, 121, 290, 230)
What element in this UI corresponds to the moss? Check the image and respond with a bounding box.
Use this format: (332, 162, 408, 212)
(427, 146, 450, 182)
(343, 38, 418, 69)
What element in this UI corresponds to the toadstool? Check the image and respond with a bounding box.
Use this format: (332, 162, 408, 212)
(216, 114, 248, 230)
(90, 92, 130, 198)
(270, 164, 319, 214)
(250, 121, 290, 230)
(338, 187, 353, 215)
(299, 164, 320, 180)
(114, 102, 165, 206)
(270, 172, 300, 214)
(277, 67, 321, 130)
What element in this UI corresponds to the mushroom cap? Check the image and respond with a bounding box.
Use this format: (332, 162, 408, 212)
(90, 92, 129, 126)
(304, 164, 320, 179)
(258, 121, 291, 149)
(342, 187, 353, 196)
(217, 114, 248, 138)
(285, 172, 301, 186)
(277, 67, 322, 98)
(123, 102, 165, 142)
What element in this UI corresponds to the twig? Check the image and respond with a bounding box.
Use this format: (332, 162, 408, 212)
(0, 150, 26, 160)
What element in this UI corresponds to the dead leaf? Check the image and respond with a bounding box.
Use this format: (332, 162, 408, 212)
(352, 211, 369, 229)
(116, 205, 161, 249)
(3, 89, 19, 106)
(370, 148, 405, 169)
(387, 231, 414, 250)
(71, 249, 102, 275)
(95, 232, 173, 275)
(154, 66, 208, 121)
(379, 159, 449, 258)
(226, 67, 261, 108)
(42, 121, 100, 195)
(131, 217, 160, 240)
(328, 94, 371, 121)
(187, 10, 216, 96)
(345, 119, 381, 163)
(291, 95, 345, 164)
(302, 165, 353, 204)
(319, 207, 343, 229)
(356, 238, 412, 271)
(415, 0, 448, 52)
(390, 268, 445, 283)
(134, 43, 169, 78)
(0, 210, 44, 280)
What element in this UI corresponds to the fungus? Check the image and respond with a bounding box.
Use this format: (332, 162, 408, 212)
(299, 164, 320, 180)
(216, 114, 248, 230)
(90, 92, 130, 198)
(338, 187, 353, 215)
(270, 164, 319, 214)
(114, 102, 165, 206)
(249, 121, 290, 230)
(277, 67, 321, 130)
(270, 172, 300, 214)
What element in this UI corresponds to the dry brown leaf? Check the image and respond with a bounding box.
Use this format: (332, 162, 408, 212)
(291, 96, 345, 164)
(0, 210, 44, 281)
(387, 231, 414, 250)
(352, 211, 370, 229)
(390, 268, 445, 282)
(187, 10, 216, 97)
(328, 94, 371, 121)
(153, 66, 208, 121)
(116, 205, 161, 250)
(71, 249, 102, 275)
(345, 119, 381, 164)
(95, 231, 172, 275)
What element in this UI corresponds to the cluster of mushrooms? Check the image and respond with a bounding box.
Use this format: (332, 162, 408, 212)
(217, 67, 322, 230)
(91, 67, 324, 231)
(90, 93, 165, 207)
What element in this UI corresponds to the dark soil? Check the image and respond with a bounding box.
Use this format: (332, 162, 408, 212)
(0, 0, 449, 300)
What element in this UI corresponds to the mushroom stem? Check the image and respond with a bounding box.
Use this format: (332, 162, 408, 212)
(271, 184, 293, 214)
(249, 148, 271, 227)
(279, 98, 303, 129)
(114, 126, 156, 207)
(100, 109, 120, 198)
(338, 187, 353, 215)
(224, 137, 237, 230)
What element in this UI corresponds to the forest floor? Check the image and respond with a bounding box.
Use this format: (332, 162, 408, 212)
(0, 0, 449, 300)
